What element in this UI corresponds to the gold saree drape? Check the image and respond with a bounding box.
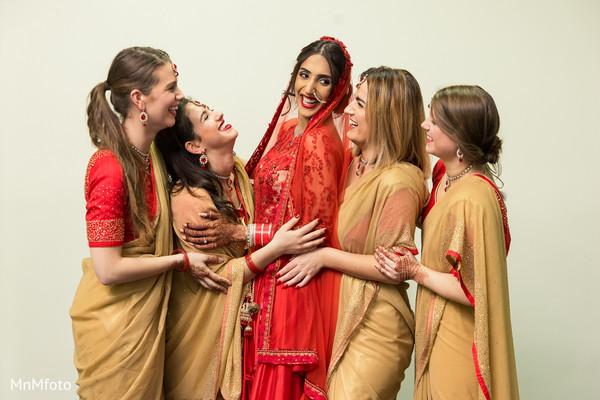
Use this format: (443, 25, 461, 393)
(327, 163, 427, 400)
(414, 176, 519, 400)
(70, 144, 173, 399)
(165, 157, 254, 400)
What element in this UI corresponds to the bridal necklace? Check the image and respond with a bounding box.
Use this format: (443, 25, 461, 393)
(444, 163, 473, 191)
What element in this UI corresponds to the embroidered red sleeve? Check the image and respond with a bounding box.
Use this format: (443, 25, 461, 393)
(85, 151, 125, 247)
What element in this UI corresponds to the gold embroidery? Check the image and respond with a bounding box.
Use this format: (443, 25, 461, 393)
(87, 219, 124, 243)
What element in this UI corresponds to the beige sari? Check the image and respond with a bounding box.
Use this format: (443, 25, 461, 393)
(414, 175, 519, 400)
(164, 157, 253, 400)
(327, 163, 427, 400)
(70, 144, 173, 399)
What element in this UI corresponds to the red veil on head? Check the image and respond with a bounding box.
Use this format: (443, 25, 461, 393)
(243, 37, 353, 400)
(245, 36, 353, 249)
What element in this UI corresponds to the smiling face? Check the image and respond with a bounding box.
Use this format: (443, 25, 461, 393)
(421, 109, 458, 160)
(143, 63, 184, 130)
(185, 102, 238, 153)
(344, 81, 370, 151)
(294, 54, 333, 129)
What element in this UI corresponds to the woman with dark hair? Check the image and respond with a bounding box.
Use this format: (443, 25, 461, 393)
(69, 47, 229, 398)
(242, 37, 352, 399)
(375, 85, 519, 399)
(154, 98, 324, 399)
(278, 67, 429, 399)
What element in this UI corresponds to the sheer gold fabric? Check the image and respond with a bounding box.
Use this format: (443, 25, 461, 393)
(164, 157, 254, 400)
(70, 144, 173, 399)
(414, 176, 519, 400)
(327, 163, 427, 399)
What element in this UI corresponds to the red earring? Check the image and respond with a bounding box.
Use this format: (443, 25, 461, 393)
(139, 110, 148, 127)
(199, 153, 208, 169)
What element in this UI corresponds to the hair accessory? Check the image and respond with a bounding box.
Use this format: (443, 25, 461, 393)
(457, 148, 464, 163)
(356, 73, 368, 88)
(172, 249, 189, 272)
(245, 253, 262, 275)
(192, 100, 212, 111)
(172, 63, 179, 77)
(444, 163, 473, 191)
(199, 153, 208, 169)
(103, 81, 110, 90)
(139, 109, 148, 127)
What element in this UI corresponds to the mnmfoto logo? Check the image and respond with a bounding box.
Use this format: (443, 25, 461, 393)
(10, 378, 72, 391)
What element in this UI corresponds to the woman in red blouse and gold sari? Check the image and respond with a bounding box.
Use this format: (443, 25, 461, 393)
(376, 85, 519, 399)
(242, 37, 353, 399)
(69, 47, 229, 399)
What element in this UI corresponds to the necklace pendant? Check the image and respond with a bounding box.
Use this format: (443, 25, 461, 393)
(444, 179, 450, 192)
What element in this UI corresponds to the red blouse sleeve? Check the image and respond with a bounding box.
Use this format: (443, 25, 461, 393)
(85, 150, 126, 247)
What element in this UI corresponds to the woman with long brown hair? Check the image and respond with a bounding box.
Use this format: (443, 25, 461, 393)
(375, 85, 519, 399)
(69, 47, 229, 398)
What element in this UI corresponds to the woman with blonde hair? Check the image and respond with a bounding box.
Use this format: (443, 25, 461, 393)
(376, 85, 519, 399)
(70, 47, 229, 399)
(279, 66, 429, 399)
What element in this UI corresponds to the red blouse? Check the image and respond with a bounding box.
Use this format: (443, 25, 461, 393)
(85, 150, 157, 247)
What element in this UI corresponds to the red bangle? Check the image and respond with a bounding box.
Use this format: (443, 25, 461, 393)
(253, 224, 273, 247)
(245, 253, 262, 275)
(172, 249, 189, 272)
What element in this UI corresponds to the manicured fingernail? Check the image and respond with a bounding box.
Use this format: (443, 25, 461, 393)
(295, 286, 300, 290)
(295, 214, 300, 219)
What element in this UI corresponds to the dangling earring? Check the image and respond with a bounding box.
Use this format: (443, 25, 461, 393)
(139, 109, 149, 127)
(457, 148, 464, 163)
(199, 152, 208, 169)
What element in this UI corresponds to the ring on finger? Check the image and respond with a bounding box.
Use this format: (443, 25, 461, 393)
(203, 237, 207, 244)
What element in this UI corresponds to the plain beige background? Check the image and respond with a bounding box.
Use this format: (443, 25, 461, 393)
(1, 0, 598, 398)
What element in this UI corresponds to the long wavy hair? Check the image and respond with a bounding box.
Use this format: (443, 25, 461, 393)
(86, 46, 172, 235)
(155, 98, 238, 222)
(357, 66, 430, 176)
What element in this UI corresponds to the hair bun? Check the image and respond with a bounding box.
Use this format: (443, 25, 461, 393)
(485, 136, 502, 164)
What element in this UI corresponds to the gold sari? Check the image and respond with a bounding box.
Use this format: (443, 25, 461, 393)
(414, 175, 519, 400)
(327, 163, 427, 400)
(70, 144, 173, 399)
(164, 157, 254, 400)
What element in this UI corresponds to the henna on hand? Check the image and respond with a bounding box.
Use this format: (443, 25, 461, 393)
(181, 212, 245, 249)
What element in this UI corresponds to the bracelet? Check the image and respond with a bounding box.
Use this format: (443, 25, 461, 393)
(172, 249, 189, 272)
(253, 224, 273, 247)
(246, 224, 255, 249)
(245, 253, 262, 275)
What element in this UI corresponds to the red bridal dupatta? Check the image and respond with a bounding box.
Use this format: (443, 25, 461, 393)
(244, 37, 352, 399)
